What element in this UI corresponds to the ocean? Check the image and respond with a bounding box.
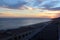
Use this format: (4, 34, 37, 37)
(0, 18, 51, 30)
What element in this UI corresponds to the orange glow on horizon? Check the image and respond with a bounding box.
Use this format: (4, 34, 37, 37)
(0, 12, 59, 18)
(0, 7, 60, 18)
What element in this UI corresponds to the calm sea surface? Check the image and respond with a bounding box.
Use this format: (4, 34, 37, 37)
(0, 18, 51, 30)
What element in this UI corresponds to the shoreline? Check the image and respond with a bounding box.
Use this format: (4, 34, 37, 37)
(0, 20, 58, 40)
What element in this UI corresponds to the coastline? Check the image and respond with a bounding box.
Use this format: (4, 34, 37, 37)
(0, 21, 49, 38)
(0, 20, 58, 40)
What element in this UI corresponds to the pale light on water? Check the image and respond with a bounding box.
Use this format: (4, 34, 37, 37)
(0, 18, 51, 30)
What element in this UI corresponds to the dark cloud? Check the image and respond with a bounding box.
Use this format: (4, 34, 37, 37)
(0, 0, 26, 9)
(0, 13, 2, 14)
(0, 0, 60, 10)
(5, 2, 26, 9)
(25, 0, 60, 10)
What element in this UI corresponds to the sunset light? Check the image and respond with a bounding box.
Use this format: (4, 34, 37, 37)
(0, 7, 60, 18)
(0, 0, 60, 40)
(0, 0, 60, 18)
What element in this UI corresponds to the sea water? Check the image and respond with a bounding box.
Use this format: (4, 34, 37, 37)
(0, 18, 51, 30)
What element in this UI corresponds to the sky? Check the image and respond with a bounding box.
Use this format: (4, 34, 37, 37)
(0, 0, 60, 18)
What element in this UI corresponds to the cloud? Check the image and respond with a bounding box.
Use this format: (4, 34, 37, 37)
(0, 0, 60, 10)
(25, 0, 60, 10)
(0, 7, 60, 18)
(56, 13, 60, 17)
(0, 0, 26, 9)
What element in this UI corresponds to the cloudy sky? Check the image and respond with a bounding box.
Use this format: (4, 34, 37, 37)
(0, 0, 60, 18)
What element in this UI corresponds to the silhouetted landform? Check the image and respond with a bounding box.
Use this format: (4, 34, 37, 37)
(0, 17, 59, 40)
(52, 17, 60, 22)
